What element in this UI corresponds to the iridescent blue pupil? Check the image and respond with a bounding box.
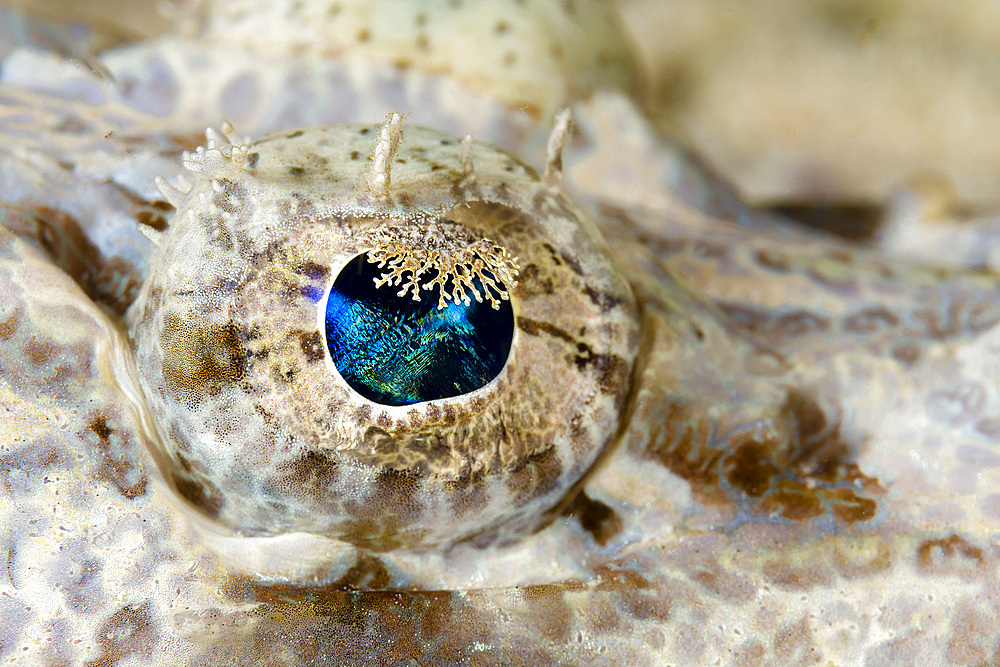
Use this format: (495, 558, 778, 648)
(324, 253, 514, 406)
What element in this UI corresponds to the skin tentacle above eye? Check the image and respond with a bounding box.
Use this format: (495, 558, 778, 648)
(128, 118, 640, 550)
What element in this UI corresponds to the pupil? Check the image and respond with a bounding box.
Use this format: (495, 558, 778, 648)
(324, 253, 515, 406)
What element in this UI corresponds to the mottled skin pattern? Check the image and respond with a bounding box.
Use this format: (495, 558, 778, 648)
(1, 0, 999, 665)
(133, 122, 636, 549)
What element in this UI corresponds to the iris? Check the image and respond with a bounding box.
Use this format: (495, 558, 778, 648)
(324, 253, 514, 406)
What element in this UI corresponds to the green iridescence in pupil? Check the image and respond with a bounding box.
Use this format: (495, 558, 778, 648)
(325, 253, 514, 406)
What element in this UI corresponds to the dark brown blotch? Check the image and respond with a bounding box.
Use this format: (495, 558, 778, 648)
(518, 585, 573, 642)
(211, 178, 247, 214)
(759, 483, 825, 521)
(912, 300, 967, 340)
(330, 554, 393, 591)
(917, 534, 985, 572)
(170, 469, 223, 518)
(717, 303, 770, 335)
(341, 468, 425, 550)
(565, 492, 622, 546)
(134, 208, 169, 232)
(299, 330, 325, 363)
(582, 285, 624, 311)
(891, 341, 921, 366)
(446, 469, 490, 519)
(362, 426, 399, 458)
(297, 261, 329, 280)
(15, 206, 101, 294)
(440, 404, 456, 425)
(594, 567, 671, 622)
(0, 305, 20, 341)
(517, 317, 575, 344)
(784, 389, 837, 455)
(590, 353, 631, 397)
(216, 584, 501, 664)
(275, 450, 343, 515)
(725, 439, 781, 498)
(646, 393, 882, 525)
(645, 403, 724, 492)
(90, 414, 148, 500)
(754, 249, 792, 273)
(353, 404, 372, 423)
(827, 487, 877, 523)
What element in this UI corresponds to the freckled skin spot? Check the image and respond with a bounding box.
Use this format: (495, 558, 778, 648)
(0, 306, 21, 340)
(85, 601, 157, 667)
(159, 317, 246, 401)
(24, 338, 57, 366)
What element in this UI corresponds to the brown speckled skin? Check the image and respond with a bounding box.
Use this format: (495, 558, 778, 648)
(1, 1, 999, 665)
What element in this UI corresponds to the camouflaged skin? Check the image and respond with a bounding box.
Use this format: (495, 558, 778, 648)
(1, 0, 999, 665)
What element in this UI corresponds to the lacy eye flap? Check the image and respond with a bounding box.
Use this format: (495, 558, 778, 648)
(324, 251, 515, 406)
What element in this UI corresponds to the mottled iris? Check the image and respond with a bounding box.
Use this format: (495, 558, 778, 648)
(325, 253, 514, 406)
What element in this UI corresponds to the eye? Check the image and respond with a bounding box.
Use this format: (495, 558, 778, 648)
(323, 250, 515, 406)
(130, 117, 639, 550)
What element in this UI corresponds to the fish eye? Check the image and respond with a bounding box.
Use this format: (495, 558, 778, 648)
(130, 117, 639, 550)
(323, 250, 515, 406)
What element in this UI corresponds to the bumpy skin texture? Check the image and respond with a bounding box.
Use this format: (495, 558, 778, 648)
(131, 124, 638, 549)
(1, 1, 999, 665)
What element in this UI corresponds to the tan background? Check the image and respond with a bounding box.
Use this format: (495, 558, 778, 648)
(7, 0, 1000, 207)
(619, 0, 1000, 207)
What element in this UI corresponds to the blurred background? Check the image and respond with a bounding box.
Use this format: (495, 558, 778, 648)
(6, 0, 1000, 210)
(619, 0, 1000, 211)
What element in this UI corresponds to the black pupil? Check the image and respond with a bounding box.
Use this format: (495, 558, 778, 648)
(324, 253, 514, 406)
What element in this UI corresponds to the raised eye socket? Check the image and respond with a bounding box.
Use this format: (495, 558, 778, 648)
(324, 252, 515, 407)
(131, 123, 639, 551)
